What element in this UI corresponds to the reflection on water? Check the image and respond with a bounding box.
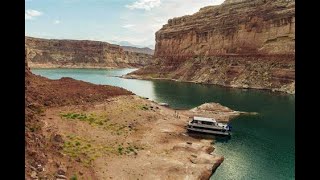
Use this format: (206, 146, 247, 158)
(31, 68, 295, 180)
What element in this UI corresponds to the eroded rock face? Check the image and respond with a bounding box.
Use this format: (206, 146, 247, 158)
(130, 0, 295, 94)
(25, 53, 132, 179)
(25, 36, 153, 68)
(155, 0, 295, 57)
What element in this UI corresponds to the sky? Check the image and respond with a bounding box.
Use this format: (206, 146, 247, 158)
(25, 0, 224, 49)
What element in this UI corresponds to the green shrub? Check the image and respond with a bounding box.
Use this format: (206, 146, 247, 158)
(140, 105, 149, 110)
(60, 112, 128, 135)
(70, 174, 77, 180)
(118, 146, 123, 155)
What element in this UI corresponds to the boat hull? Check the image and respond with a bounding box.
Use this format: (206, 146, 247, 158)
(187, 127, 231, 136)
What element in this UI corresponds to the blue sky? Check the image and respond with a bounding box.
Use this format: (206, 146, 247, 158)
(25, 0, 224, 48)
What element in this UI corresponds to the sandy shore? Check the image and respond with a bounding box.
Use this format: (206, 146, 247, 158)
(25, 64, 255, 179)
(38, 95, 250, 179)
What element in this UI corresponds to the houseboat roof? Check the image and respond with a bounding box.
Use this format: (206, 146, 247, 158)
(193, 116, 217, 123)
(159, 102, 169, 106)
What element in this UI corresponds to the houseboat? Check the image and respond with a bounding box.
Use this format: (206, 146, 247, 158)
(159, 102, 169, 107)
(187, 116, 232, 136)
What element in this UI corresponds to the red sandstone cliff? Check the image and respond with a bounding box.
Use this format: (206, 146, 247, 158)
(25, 36, 153, 68)
(127, 0, 295, 94)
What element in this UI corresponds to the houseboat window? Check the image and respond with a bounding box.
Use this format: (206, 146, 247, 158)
(202, 121, 213, 125)
(192, 120, 198, 124)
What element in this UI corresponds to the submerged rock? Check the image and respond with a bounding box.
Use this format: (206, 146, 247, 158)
(188, 102, 257, 122)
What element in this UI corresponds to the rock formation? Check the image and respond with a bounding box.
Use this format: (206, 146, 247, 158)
(25, 36, 153, 68)
(25, 51, 133, 179)
(127, 0, 295, 94)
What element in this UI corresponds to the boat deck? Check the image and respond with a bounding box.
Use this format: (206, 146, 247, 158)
(187, 127, 230, 136)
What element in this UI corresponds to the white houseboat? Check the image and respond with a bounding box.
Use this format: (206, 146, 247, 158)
(187, 116, 232, 136)
(159, 102, 169, 107)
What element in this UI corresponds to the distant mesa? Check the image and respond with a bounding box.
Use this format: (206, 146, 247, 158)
(25, 36, 154, 69)
(112, 41, 155, 52)
(121, 46, 154, 55)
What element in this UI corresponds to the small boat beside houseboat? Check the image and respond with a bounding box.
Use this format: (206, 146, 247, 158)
(187, 116, 232, 136)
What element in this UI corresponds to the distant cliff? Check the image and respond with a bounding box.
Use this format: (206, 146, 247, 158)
(122, 46, 154, 55)
(127, 0, 295, 94)
(25, 36, 153, 68)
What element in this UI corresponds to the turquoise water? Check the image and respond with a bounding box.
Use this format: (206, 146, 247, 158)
(31, 68, 295, 180)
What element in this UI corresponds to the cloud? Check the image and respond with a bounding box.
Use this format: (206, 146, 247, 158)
(54, 20, 61, 24)
(26, 0, 225, 47)
(25, 9, 43, 20)
(122, 24, 135, 29)
(121, 0, 225, 47)
(126, 0, 161, 11)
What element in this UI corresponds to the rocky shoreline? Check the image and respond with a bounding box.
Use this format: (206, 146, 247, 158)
(122, 73, 295, 95)
(26, 54, 254, 179)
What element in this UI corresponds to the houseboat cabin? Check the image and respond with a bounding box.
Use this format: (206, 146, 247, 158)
(187, 116, 231, 136)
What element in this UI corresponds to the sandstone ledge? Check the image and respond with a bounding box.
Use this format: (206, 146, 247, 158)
(27, 65, 250, 179)
(32, 95, 245, 179)
(27, 70, 251, 179)
(26, 36, 153, 69)
(124, 54, 295, 95)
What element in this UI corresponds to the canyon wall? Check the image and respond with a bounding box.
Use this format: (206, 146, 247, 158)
(128, 0, 295, 94)
(25, 37, 153, 68)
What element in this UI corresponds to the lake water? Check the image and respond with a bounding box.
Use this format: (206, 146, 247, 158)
(31, 68, 295, 180)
